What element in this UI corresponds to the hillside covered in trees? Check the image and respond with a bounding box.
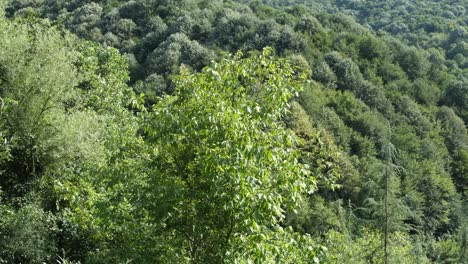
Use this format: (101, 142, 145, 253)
(0, 0, 467, 263)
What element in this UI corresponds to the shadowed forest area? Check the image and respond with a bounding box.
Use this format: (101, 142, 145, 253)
(0, 0, 467, 263)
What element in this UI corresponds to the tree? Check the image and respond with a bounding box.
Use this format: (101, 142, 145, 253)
(395, 96, 431, 137)
(312, 61, 338, 89)
(295, 14, 323, 35)
(358, 34, 387, 61)
(380, 141, 403, 264)
(413, 78, 440, 105)
(212, 9, 258, 50)
(444, 78, 468, 110)
(119, 0, 146, 23)
(437, 106, 468, 151)
(395, 46, 429, 80)
(0, 17, 77, 201)
(168, 11, 213, 41)
(142, 48, 319, 262)
(65, 2, 103, 38)
(409, 160, 462, 236)
(324, 51, 363, 91)
(0, 10, 140, 262)
(451, 149, 468, 197)
(147, 33, 214, 75)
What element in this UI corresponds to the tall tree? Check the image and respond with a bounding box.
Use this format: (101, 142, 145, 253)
(143, 48, 320, 262)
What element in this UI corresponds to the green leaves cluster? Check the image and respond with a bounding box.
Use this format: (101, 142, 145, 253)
(141, 48, 317, 262)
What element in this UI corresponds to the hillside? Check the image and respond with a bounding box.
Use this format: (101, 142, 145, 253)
(0, 0, 467, 263)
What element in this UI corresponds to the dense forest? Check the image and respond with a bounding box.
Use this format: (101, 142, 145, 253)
(0, 0, 466, 263)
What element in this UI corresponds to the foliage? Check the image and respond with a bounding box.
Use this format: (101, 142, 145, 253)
(0, 0, 467, 262)
(142, 48, 317, 262)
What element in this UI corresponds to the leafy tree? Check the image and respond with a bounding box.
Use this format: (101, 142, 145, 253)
(358, 34, 387, 61)
(118, 0, 146, 23)
(312, 61, 338, 89)
(0, 204, 56, 263)
(295, 14, 323, 35)
(451, 149, 468, 197)
(324, 228, 429, 264)
(413, 78, 440, 105)
(395, 46, 429, 80)
(65, 2, 103, 39)
(134, 73, 168, 104)
(395, 96, 431, 137)
(410, 160, 461, 235)
(437, 106, 468, 151)
(143, 48, 319, 262)
(444, 78, 468, 111)
(0, 17, 77, 200)
(324, 51, 363, 92)
(0, 8, 140, 262)
(147, 33, 214, 75)
(212, 9, 258, 50)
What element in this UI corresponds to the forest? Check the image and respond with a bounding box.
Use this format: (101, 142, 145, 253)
(0, 0, 466, 263)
